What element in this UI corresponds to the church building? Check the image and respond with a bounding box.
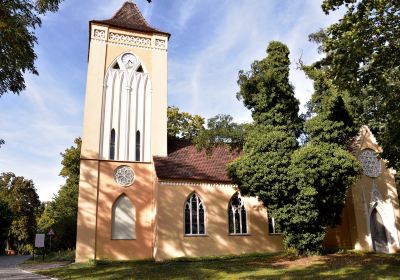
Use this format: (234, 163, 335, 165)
(75, 2, 400, 262)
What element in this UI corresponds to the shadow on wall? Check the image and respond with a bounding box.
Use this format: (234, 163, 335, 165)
(95, 161, 154, 260)
(155, 183, 283, 260)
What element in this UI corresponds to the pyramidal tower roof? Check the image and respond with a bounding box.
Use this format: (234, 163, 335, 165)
(91, 1, 170, 37)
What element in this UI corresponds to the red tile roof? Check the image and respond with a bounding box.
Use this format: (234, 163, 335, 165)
(154, 139, 240, 183)
(91, 1, 170, 37)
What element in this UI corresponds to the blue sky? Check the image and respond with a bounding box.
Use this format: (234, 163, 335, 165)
(0, 0, 343, 201)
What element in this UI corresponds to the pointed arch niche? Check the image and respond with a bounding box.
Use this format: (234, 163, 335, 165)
(367, 186, 400, 252)
(100, 52, 152, 162)
(112, 194, 136, 240)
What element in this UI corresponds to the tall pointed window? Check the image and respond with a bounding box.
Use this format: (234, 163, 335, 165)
(228, 193, 247, 235)
(112, 195, 135, 239)
(184, 193, 205, 235)
(268, 216, 282, 234)
(135, 130, 141, 161)
(110, 129, 116, 160)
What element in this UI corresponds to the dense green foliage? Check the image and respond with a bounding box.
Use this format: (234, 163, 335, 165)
(194, 114, 246, 153)
(310, 0, 400, 170)
(229, 41, 360, 254)
(237, 41, 302, 135)
(0, 197, 13, 252)
(37, 137, 81, 250)
(0, 0, 63, 96)
(0, 172, 41, 253)
(302, 67, 357, 146)
(228, 41, 301, 249)
(283, 144, 360, 253)
(167, 106, 205, 140)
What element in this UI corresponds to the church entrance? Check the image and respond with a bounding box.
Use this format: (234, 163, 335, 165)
(370, 208, 389, 253)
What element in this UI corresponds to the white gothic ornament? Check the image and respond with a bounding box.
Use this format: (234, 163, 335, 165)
(114, 166, 135, 186)
(358, 149, 381, 178)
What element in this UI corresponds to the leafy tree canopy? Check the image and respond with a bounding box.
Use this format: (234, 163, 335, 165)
(36, 137, 81, 249)
(237, 41, 302, 135)
(310, 0, 400, 169)
(302, 67, 357, 147)
(0, 0, 64, 96)
(229, 40, 360, 254)
(194, 114, 247, 153)
(167, 106, 205, 140)
(0, 172, 40, 249)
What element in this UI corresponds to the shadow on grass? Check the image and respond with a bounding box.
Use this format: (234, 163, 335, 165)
(38, 252, 400, 280)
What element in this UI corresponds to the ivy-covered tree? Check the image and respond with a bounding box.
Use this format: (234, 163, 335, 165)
(228, 40, 302, 245)
(310, 0, 400, 170)
(229, 41, 361, 254)
(302, 67, 357, 146)
(236, 41, 302, 134)
(167, 106, 205, 140)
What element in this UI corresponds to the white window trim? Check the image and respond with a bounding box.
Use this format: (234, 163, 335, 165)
(184, 192, 207, 236)
(228, 193, 249, 235)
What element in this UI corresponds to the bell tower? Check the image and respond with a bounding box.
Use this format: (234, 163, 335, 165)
(76, 1, 169, 262)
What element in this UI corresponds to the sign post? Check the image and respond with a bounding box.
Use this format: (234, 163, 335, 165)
(47, 229, 55, 252)
(35, 233, 45, 261)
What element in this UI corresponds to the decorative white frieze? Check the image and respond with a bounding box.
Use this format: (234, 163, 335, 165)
(93, 29, 106, 39)
(159, 180, 237, 188)
(155, 39, 166, 48)
(109, 32, 151, 46)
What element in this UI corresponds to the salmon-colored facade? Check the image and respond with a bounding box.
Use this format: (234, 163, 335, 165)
(75, 2, 400, 262)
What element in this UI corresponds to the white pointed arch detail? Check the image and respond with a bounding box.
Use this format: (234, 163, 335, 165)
(111, 194, 136, 240)
(184, 192, 206, 235)
(100, 51, 152, 162)
(367, 185, 400, 250)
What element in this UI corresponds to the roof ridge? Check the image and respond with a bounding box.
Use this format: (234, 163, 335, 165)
(91, 1, 170, 37)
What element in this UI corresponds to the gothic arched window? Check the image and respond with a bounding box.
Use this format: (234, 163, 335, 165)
(228, 193, 247, 235)
(110, 129, 116, 160)
(112, 195, 135, 239)
(135, 130, 140, 161)
(184, 193, 205, 235)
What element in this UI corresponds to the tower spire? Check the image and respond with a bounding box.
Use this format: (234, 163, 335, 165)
(91, 1, 169, 37)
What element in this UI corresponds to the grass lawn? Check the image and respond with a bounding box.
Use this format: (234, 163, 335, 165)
(24, 249, 75, 264)
(37, 251, 400, 280)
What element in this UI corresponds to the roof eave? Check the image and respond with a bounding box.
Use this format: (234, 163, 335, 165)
(90, 20, 171, 39)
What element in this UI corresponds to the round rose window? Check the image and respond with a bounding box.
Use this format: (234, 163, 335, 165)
(358, 149, 381, 178)
(114, 165, 135, 186)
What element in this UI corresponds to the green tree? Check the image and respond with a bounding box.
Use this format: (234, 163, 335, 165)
(49, 137, 81, 249)
(0, 198, 13, 252)
(302, 67, 357, 146)
(0, 0, 64, 96)
(284, 65, 361, 254)
(194, 114, 246, 153)
(167, 106, 205, 140)
(0, 172, 41, 253)
(228, 40, 302, 247)
(284, 143, 361, 253)
(310, 0, 400, 170)
(229, 41, 361, 254)
(236, 41, 302, 135)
